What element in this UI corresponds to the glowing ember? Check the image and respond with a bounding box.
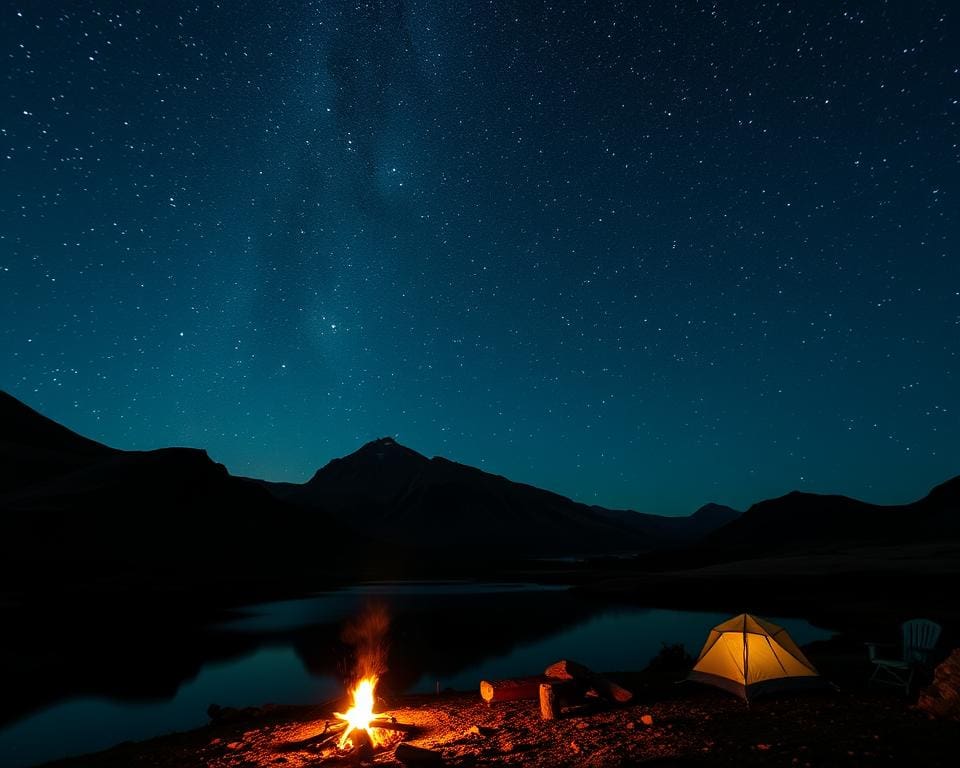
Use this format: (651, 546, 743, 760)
(334, 676, 389, 749)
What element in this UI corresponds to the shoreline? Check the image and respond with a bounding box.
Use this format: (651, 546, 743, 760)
(5, 548, 959, 766)
(37, 672, 960, 768)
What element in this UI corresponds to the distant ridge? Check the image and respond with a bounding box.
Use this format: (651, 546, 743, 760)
(0, 394, 739, 570)
(699, 476, 960, 557)
(261, 436, 740, 556)
(0, 391, 311, 593)
(0, 391, 115, 491)
(4, 389, 958, 574)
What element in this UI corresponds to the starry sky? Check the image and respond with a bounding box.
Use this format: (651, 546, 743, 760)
(1, 1, 958, 516)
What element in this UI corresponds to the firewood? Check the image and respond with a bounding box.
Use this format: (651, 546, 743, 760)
(283, 720, 347, 750)
(540, 680, 577, 720)
(545, 659, 633, 703)
(349, 728, 374, 763)
(479, 675, 550, 703)
(369, 718, 415, 733)
(395, 743, 445, 765)
(540, 682, 560, 720)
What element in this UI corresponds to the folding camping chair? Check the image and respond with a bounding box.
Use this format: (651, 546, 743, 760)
(866, 618, 941, 694)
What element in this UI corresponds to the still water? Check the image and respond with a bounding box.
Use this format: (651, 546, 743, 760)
(0, 583, 831, 767)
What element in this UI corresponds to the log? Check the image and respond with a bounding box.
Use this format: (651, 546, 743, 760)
(348, 728, 374, 763)
(540, 682, 560, 720)
(480, 675, 550, 703)
(539, 680, 577, 720)
(369, 718, 415, 733)
(545, 659, 633, 703)
(395, 743, 445, 766)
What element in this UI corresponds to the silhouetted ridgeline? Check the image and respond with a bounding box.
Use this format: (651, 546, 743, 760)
(696, 476, 960, 558)
(259, 436, 740, 555)
(0, 391, 348, 598)
(2, 390, 958, 602)
(0, 392, 732, 599)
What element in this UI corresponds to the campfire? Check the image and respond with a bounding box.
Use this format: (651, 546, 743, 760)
(320, 604, 414, 761)
(334, 675, 393, 750)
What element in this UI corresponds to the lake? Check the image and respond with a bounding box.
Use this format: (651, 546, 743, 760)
(0, 582, 832, 767)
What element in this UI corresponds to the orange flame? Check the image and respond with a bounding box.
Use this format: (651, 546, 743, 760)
(334, 676, 389, 749)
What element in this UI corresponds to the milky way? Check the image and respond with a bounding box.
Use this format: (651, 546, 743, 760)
(2, 1, 958, 514)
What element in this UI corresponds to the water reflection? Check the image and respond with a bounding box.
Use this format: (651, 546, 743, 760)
(222, 582, 566, 634)
(1, 648, 340, 768)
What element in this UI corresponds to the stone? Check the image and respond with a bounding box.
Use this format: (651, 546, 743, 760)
(918, 648, 960, 721)
(395, 743, 445, 766)
(640, 714, 654, 726)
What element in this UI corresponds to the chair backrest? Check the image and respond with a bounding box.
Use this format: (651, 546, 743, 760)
(902, 618, 942, 663)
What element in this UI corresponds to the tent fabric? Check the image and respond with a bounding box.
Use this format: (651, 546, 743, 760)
(688, 613, 822, 701)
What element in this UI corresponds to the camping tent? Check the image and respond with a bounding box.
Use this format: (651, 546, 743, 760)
(688, 613, 822, 701)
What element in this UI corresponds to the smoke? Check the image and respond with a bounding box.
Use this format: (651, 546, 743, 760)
(342, 602, 390, 681)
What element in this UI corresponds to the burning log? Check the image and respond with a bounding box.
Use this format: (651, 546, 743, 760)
(480, 675, 550, 703)
(347, 727, 374, 763)
(545, 659, 633, 703)
(369, 718, 415, 734)
(334, 676, 404, 751)
(286, 720, 348, 750)
(395, 743, 445, 766)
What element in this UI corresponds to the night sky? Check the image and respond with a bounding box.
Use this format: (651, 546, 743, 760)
(1, 1, 957, 515)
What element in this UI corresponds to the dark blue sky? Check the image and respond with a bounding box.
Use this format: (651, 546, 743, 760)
(2, 1, 957, 515)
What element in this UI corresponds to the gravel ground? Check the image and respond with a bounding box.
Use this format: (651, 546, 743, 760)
(41, 680, 960, 768)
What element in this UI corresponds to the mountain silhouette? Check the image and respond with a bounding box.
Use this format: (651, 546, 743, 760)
(0, 392, 320, 595)
(698, 476, 960, 557)
(264, 436, 738, 556)
(0, 390, 115, 492)
(1, 394, 739, 582)
(6, 390, 957, 581)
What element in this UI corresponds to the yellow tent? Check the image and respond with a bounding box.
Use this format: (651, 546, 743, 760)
(688, 613, 822, 701)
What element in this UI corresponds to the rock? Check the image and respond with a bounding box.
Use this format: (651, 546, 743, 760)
(226, 742, 243, 750)
(395, 743, 445, 766)
(640, 714, 654, 726)
(468, 725, 495, 737)
(918, 648, 960, 721)
(544, 659, 633, 703)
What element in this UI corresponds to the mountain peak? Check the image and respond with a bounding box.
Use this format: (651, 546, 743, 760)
(352, 436, 426, 461)
(692, 502, 740, 521)
(302, 436, 429, 497)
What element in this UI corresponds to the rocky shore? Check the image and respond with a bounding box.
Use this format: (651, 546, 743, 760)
(41, 668, 960, 767)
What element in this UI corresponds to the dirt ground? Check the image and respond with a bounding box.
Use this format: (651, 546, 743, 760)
(42, 677, 960, 768)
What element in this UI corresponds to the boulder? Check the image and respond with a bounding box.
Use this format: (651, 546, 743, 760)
(918, 648, 960, 720)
